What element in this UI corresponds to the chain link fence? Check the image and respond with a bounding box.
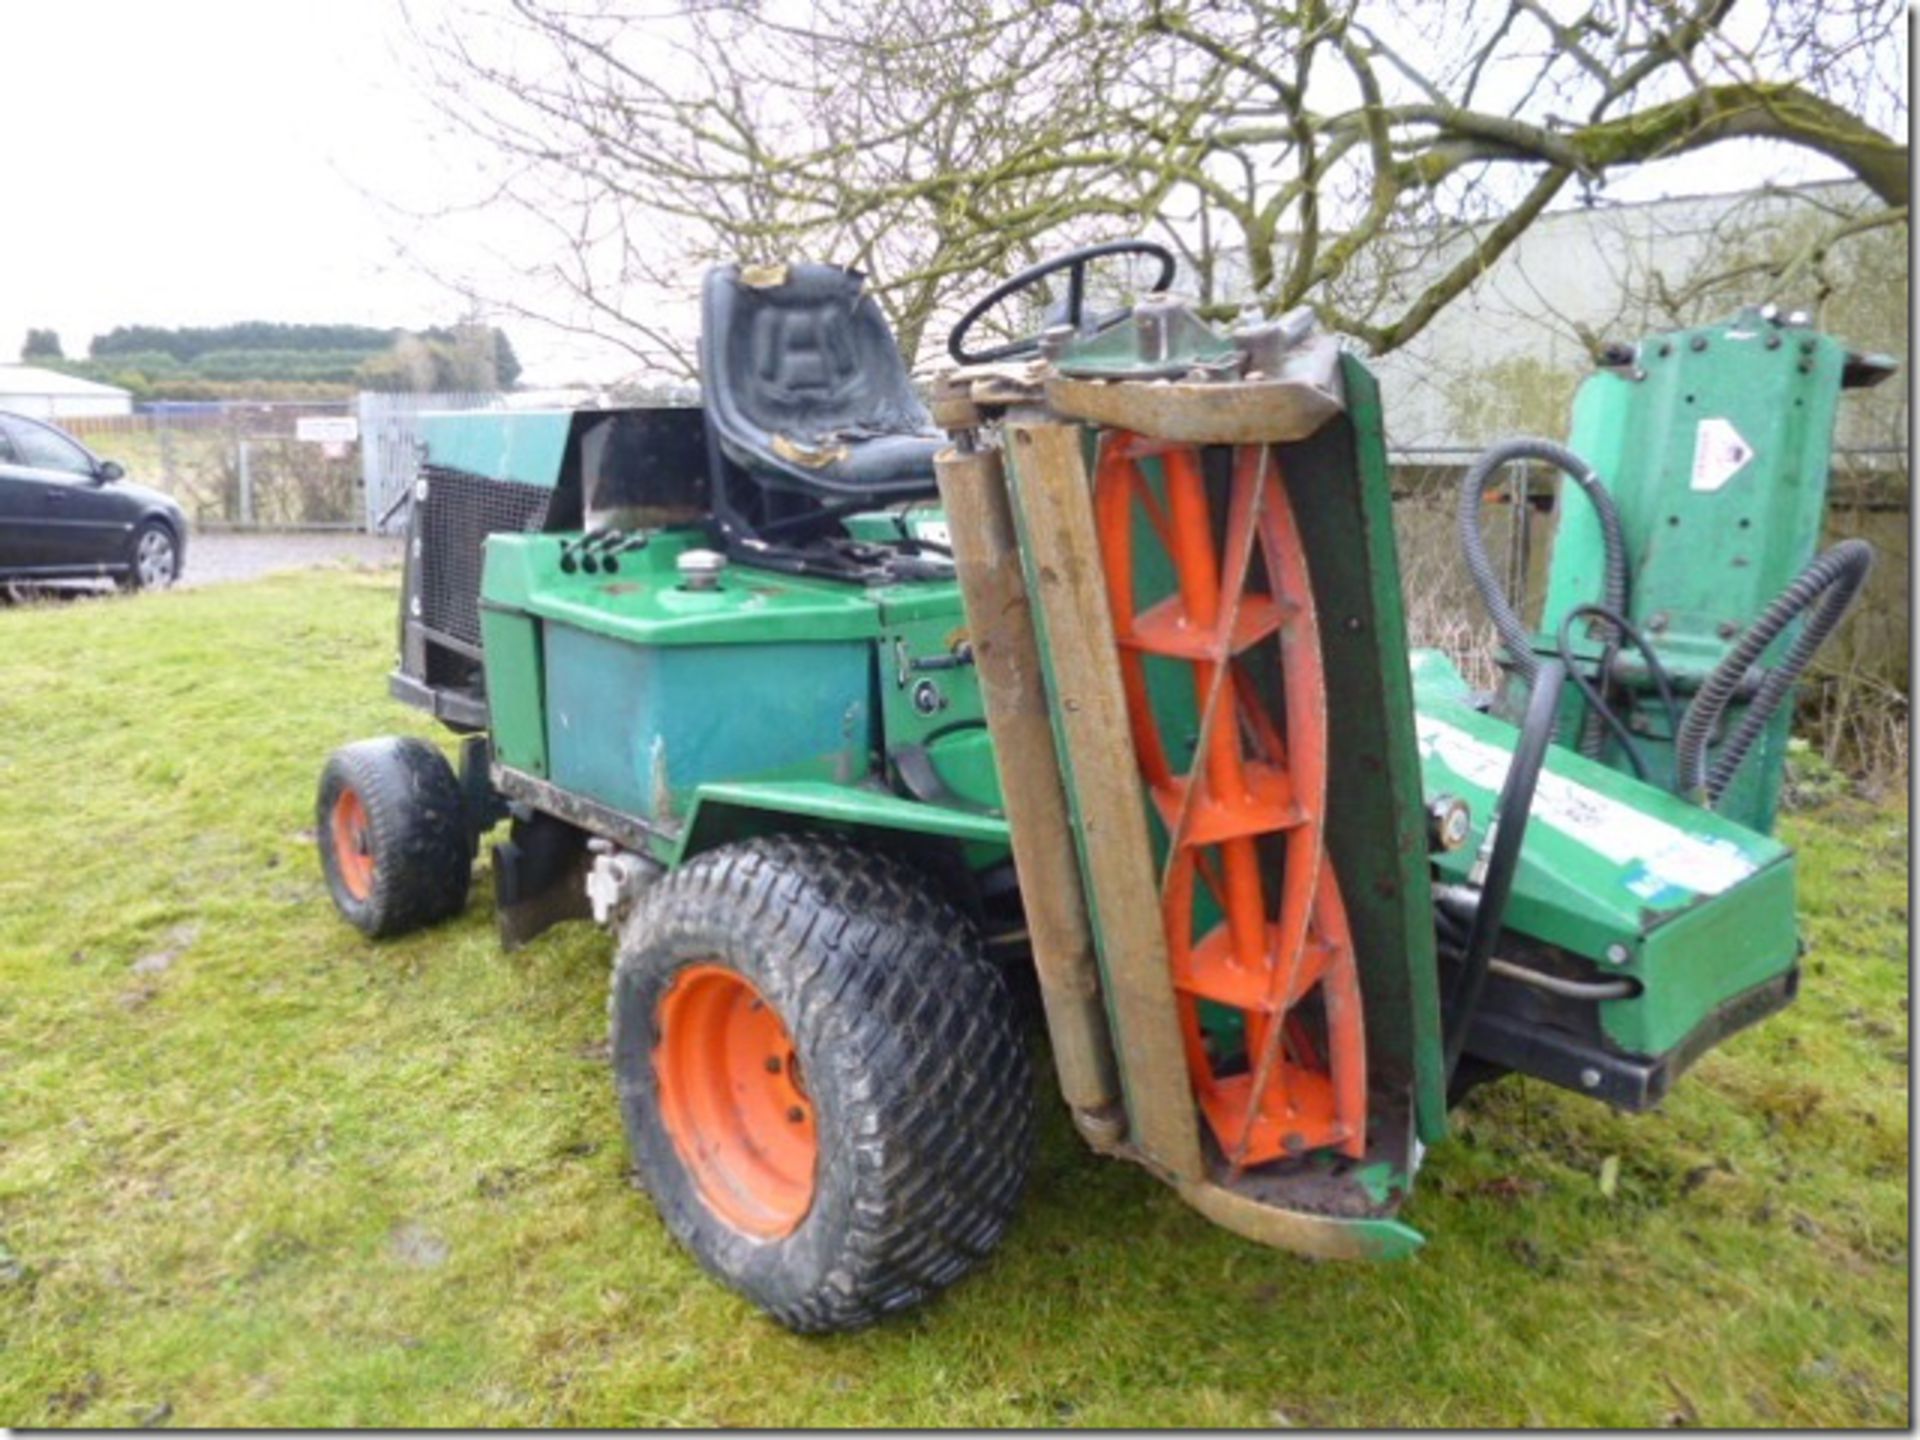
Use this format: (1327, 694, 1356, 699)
(58, 392, 506, 533)
(357, 391, 503, 532)
(60, 402, 366, 530)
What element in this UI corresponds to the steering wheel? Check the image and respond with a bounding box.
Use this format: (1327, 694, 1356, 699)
(947, 240, 1178, 366)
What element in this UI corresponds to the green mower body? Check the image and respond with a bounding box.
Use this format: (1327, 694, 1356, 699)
(317, 259, 1882, 1327)
(479, 524, 1009, 860)
(417, 323, 1825, 1142)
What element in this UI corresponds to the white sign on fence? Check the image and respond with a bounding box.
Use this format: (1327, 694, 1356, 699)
(296, 415, 360, 445)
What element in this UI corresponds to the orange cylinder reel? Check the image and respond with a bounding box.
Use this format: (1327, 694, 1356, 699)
(1092, 432, 1367, 1169)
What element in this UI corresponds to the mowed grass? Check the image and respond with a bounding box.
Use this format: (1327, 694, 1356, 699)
(0, 569, 1907, 1428)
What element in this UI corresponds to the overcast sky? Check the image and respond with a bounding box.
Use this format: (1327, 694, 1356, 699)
(0, 3, 524, 373)
(1, 1, 1887, 387)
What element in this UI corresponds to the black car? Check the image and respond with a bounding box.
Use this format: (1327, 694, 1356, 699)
(0, 410, 186, 590)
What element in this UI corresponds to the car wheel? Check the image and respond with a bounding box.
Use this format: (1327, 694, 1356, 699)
(611, 833, 1034, 1333)
(118, 521, 180, 591)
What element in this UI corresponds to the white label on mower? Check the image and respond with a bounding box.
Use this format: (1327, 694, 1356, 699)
(914, 517, 951, 547)
(1690, 417, 1753, 492)
(1416, 715, 1758, 897)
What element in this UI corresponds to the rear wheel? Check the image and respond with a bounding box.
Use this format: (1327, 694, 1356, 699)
(316, 737, 471, 937)
(611, 833, 1033, 1333)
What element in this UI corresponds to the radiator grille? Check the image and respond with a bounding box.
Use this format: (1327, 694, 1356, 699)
(416, 465, 553, 648)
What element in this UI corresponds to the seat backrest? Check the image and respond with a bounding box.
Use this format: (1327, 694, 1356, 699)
(699, 262, 933, 481)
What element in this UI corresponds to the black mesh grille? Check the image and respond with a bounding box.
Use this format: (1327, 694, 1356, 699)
(416, 465, 553, 648)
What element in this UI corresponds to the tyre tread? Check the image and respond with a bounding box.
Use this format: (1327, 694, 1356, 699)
(613, 833, 1033, 1332)
(316, 736, 470, 937)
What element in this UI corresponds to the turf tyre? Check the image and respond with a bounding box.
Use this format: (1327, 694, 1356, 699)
(611, 833, 1034, 1333)
(316, 737, 471, 938)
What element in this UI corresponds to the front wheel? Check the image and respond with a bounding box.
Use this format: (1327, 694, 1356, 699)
(611, 834, 1034, 1333)
(119, 521, 180, 591)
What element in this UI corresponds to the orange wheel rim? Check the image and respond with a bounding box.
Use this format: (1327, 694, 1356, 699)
(654, 964, 816, 1239)
(331, 788, 375, 901)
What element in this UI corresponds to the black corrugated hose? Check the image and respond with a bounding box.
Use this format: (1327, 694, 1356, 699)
(1673, 539, 1874, 806)
(1442, 658, 1568, 1082)
(1458, 438, 1628, 756)
(1555, 601, 1685, 786)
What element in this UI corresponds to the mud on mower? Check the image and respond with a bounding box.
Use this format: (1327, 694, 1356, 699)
(316, 244, 1890, 1332)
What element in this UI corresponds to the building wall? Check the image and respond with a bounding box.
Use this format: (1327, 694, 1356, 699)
(1344, 180, 1909, 738)
(0, 390, 134, 421)
(1359, 181, 1907, 461)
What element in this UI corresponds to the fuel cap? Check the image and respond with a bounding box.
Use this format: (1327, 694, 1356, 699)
(676, 548, 727, 591)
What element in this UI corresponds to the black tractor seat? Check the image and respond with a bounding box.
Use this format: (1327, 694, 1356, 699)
(698, 262, 949, 579)
(701, 261, 943, 498)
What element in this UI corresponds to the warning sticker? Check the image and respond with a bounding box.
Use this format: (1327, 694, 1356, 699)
(1690, 417, 1753, 492)
(1416, 714, 1760, 898)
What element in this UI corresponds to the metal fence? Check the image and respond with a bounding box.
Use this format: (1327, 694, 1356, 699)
(358, 391, 503, 532)
(56, 404, 1910, 622)
(1388, 446, 1910, 770)
(61, 401, 362, 530)
(58, 393, 505, 533)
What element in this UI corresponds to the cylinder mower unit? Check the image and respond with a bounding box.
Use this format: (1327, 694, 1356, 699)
(1426, 305, 1891, 1108)
(313, 243, 1887, 1332)
(1456, 306, 1891, 833)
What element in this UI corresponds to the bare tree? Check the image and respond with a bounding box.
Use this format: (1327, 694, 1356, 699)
(405, 0, 1908, 377)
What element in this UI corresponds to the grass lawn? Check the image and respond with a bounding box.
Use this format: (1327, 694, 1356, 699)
(0, 569, 1907, 1427)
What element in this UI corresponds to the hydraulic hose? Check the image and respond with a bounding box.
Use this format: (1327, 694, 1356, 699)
(1673, 539, 1874, 806)
(1459, 439, 1628, 757)
(1486, 958, 1638, 1002)
(1555, 602, 1684, 786)
(1442, 657, 1567, 1084)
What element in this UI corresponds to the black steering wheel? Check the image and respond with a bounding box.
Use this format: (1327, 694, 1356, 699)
(947, 240, 1178, 366)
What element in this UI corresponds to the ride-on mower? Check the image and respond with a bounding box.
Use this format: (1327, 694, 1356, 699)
(316, 243, 1889, 1331)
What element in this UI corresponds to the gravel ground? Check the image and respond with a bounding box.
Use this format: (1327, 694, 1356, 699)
(179, 530, 402, 588)
(2, 531, 402, 605)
